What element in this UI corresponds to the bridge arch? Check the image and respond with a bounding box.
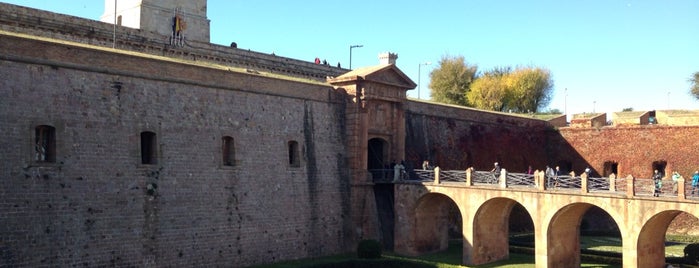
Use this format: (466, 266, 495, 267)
(637, 210, 684, 267)
(468, 197, 532, 265)
(545, 202, 623, 267)
(411, 192, 461, 254)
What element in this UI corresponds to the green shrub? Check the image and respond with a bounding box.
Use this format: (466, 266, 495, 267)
(356, 239, 382, 259)
(685, 243, 699, 264)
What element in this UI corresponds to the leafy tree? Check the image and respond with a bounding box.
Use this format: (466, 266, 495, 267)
(467, 66, 553, 113)
(468, 69, 509, 111)
(505, 67, 553, 113)
(428, 55, 478, 106)
(691, 72, 699, 101)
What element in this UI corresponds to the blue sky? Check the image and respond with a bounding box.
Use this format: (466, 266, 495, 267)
(3, 0, 699, 116)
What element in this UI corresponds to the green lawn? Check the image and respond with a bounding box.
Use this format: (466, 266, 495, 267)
(250, 235, 698, 268)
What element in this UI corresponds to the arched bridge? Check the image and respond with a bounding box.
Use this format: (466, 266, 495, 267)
(380, 168, 699, 268)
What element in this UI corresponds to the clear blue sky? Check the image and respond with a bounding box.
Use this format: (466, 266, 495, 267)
(3, 0, 699, 116)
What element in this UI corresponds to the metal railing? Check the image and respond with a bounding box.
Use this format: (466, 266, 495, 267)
(369, 167, 698, 201)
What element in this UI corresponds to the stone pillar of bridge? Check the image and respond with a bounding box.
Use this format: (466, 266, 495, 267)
(328, 53, 417, 248)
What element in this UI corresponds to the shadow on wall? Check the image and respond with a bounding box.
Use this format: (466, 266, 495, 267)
(404, 112, 593, 175)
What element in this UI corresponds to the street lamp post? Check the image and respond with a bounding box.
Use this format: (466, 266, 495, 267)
(593, 101, 596, 113)
(418, 62, 431, 99)
(349, 45, 363, 69)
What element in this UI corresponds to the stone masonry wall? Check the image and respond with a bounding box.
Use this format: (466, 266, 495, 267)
(0, 34, 351, 267)
(404, 101, 556, 173)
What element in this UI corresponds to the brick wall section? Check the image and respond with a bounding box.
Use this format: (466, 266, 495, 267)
(0, 34, 351, 267)
(555, 125, 699, 179)
(404, 101, 555, 173)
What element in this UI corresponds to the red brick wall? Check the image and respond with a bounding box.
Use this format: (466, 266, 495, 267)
(556, 125, 699, 179)
(405, 102, 699, 180)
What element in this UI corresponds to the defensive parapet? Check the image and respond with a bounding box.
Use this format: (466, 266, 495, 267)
(0, 2, 347, 82)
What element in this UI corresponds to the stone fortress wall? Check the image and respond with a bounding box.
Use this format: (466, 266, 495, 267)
(2, 1, 699, 267)
(0, 13, 352, 266)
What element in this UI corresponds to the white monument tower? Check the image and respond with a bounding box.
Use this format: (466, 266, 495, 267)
(101, 0, 210, 44)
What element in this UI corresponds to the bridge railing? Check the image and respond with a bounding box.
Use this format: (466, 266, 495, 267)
(440, 170, 467, 183)
(471, 171, 499, 185)
(506, 172, 536, 188)
(412, 169, 436, 182)
(685, 180, 699, 200)
(547, 175, 581, 190)
(587, 176, 610, 192)
(372, 166, 697, 201)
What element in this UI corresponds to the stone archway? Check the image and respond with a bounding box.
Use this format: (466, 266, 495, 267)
(546, 203, 590, 267)
(637, 210, 684, 268)
(412, 193, 461, 254)
(468, 197, 525, 265)
(546, 203, 623, 267)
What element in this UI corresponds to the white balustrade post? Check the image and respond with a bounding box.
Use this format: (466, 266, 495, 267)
(434, 166, 440, 184)
(499, 169, 507, 188)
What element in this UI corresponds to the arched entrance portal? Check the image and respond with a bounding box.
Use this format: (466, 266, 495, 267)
(368, 138, 389, 181)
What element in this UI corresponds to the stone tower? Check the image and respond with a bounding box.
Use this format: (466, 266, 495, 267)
(100, 0, 210, 43)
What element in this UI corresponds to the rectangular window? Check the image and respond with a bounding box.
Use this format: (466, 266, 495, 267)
(222, 136, 235, 166)
(35, 125, 56, 163)
(141, 131, 157, 165)
(288, 141, 300, 167)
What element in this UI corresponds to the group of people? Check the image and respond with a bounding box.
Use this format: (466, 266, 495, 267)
(313, 57, 341, 68)
(390, 160, 699, 196)
(653, 169, 699, 197)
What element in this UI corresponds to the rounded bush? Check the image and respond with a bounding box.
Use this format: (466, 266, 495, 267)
(356, 239, 382, 259)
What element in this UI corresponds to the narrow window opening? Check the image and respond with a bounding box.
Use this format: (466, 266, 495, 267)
(652, 160, 667, 177)
(222, 136, 235, 166)
(35, 125, 56, 163)
(603, 161, 618, 177)
(288, 141, 300, 167)
(141, 131, 157, 165)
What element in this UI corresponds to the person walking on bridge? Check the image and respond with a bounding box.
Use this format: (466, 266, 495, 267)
(490, 162, 502, 183)
(691, 171, 699, 196)
(653, 169, 663, 197)
(671, 171, 681, 194)
(393, 161, 405, 182)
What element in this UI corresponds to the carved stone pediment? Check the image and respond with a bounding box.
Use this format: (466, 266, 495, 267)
(328, 64, 416, 91)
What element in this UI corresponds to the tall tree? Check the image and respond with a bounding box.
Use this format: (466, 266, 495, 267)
(505, 67, 553, 113)
(467, 68, 510, 111)
(691, 72, 699, 101)
(428, 55, 478, 106)
(467, 66, 553, 113)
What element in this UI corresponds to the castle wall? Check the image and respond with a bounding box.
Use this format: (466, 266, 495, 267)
(0, 33, 351, 267)
(0, 3, 345, 83)
(556, 125, 699, 179)
(404, 101, 555, 173)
